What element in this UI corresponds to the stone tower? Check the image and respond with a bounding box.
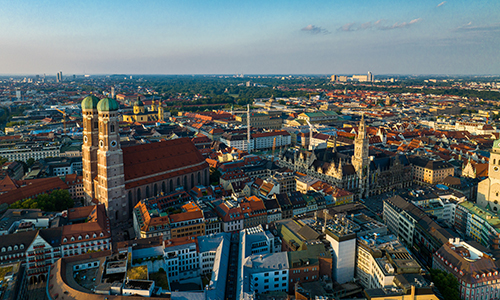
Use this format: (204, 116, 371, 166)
(158, 103, 165, 121)
(352, 114, 370, 199)
(477, 139, 500, 212)
(95, 98, 128, 224)
(82, 95, 100, 205)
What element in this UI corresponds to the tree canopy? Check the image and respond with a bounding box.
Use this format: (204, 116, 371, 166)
(430, 268, 461, 300)
(10, 189, 74, 212)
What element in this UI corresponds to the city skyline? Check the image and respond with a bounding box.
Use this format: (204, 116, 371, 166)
(1, 0, 499, 75)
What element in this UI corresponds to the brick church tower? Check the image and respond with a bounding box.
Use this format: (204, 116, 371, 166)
(82, 95, 100, 204)
(82, 97, 127, 224)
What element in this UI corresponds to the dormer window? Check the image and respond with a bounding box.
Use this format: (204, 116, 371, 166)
(78, 236, 82, 240)
(7, 246, 11, 251)
(1, 248, 5, 252)
(100, 232, 104, 237)
(85, 235, 89, 239)
(20, 244, 24, 249)
(93, 234, 97, 238)
(63, 238, 67, 243)
(13, 246, 18, 251)
(71, 237, 75, 242)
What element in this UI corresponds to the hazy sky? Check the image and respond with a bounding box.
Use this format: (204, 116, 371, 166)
(1, 0, 499, 75)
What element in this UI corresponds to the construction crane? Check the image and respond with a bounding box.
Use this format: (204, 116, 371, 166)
(54, 108, 67, 134)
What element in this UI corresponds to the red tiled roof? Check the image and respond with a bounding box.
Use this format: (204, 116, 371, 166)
(62, 204, 111, 244)
(0, 177, 69, 205)
(0, 135, 22, 142)
(169, 210, 203, 223)
(122, 138, 208, 188)
(0, 176, 19, 193)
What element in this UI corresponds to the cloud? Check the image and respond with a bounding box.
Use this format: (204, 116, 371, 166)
(437, 1, 446, 7)
(339, 22, 356, 32)
(338, 18, 421, 32)
(454, 22, 500, 32)
(301, 25, 330, 34)
(381, 18, 422, 30)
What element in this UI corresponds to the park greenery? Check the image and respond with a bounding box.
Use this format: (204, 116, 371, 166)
(150, 269, 169, 290)
(9, 189, 74, 212)
(430, 268, 461, 300)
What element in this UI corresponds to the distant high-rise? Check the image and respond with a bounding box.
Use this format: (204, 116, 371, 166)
(57, 71, 63, 83)
(111, 87, 115, 99)
(368, 71, 374, 82)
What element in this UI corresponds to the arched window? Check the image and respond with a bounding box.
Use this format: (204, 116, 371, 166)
(7, 246, 11, 251)
(191, 174, 194, 189)
(162, 182, 166, 194)
(170, 179, 173, 192)
(137, 188, 141, 201)
(146, 186, 150, 198)
(93, 234, 97, 238)
(184, 176, 187, 189)
(63, 238, 67, 243)
(115, 211, 119, 220)
(13, 246, 17, 251)
(20, 244, 24, 249)
(177, 178, 180, 187)
(85, 235, 89, 239)
(100, 232, 104, 237)
(1, 247, 5, 252)
(70, 237, 75, 242)
(110, 124, 115, 132)
(154, 184, 158, 196)
(78, 236, 82, 240)
(198, 172, 201, 185)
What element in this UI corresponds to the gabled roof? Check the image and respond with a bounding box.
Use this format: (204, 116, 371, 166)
(0, 175, 18, 192)
(0, 177, 69, 205)
(122, 138, 208, 189)
(169, 210, 203, 223)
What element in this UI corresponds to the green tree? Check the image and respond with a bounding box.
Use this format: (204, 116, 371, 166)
(9, 189, 74, 212)
(26, 158, 35, 168)
(0, 156, 7, 165)
(430, 269, 460, 300)
(209, 167, 222, 185)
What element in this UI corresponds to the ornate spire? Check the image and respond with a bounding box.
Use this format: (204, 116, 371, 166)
(358, 113, 366, 139)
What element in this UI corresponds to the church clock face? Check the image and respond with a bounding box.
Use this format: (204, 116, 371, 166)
(99, 140, 104, 148)
(84, 136, 88, 143)
(111, 140, 117, 147)
(495, 166, 499, 172)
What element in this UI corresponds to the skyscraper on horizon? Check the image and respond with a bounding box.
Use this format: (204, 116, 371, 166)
(368, 71, 373, 82)
(56, 71, 63, 83)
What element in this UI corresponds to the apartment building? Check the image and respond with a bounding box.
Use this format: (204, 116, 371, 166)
(409, 157, 454, 185)
(433, 238, 500, 300)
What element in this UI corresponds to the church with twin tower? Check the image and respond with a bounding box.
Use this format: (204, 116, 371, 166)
(81, 95, 209, 225)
